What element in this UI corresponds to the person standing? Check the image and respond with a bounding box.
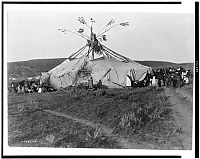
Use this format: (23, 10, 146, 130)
(21, 85, 25, 93)
(88, 77, 94, 90)
(126, 75, 132, 88)
(38, 85, 42, 93)
(17, 84, 21, 93)
(11, 82, 16, 93)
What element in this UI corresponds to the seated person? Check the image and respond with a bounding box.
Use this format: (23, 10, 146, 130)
(96, 79, 102, 89)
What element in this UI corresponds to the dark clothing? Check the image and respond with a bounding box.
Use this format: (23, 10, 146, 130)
(172, 78, 177, 88)
(97, 80, 102, 89)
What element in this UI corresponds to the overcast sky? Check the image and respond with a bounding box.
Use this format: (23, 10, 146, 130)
(7, 5, 194, 63)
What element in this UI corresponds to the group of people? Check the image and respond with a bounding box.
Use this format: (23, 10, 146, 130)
(9, 77, 102, 94)
(9, 80, 56, 94)
(78, 77, 103, 90)
(128, 66, 193, 89)
(9, 66, 192, 94)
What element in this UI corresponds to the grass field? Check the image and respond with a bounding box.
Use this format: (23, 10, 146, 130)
(8, 85, 192, 149)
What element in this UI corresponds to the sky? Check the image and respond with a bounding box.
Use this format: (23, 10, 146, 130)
(6, 4, 194, 63)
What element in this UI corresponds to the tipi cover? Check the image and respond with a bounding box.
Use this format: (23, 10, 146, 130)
(41, 55, 152, 89)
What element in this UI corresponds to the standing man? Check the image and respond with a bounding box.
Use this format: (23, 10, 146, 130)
(88, 77, 94, 90)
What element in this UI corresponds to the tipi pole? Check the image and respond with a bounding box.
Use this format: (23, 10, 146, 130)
(104, 49, 127, 61)
(103, 46, 128, 61)
(58, 28, 89, 40)
(68, 44, 88, 60)
(102, 45, 130, 62)
(97, 23, 119, 37)
(92, 49, 94, 60)
(102, 51, 111, 58)
(72, 46, 88, 59)
(85, 46, 92, 58)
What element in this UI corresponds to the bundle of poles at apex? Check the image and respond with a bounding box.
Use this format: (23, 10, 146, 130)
(58, 17, 130, 61)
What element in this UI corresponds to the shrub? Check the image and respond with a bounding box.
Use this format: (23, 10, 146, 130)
(85, 127, 119, 148)
(119, 88, 172, 134)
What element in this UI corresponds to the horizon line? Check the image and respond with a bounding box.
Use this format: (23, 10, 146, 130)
(7, 57, 194, 64)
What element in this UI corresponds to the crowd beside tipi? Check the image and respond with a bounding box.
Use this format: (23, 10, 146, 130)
(9, 65, 192, 94)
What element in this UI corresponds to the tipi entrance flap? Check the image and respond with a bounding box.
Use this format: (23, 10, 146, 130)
(47, 56, 93, 89)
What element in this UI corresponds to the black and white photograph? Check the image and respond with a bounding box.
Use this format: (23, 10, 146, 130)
(2, 1, 197, 158)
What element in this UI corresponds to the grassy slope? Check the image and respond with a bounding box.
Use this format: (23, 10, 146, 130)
(8, 86, 184, 149)
(135, 60, 177, 68)
(7, 58, 193, 78)
(8, 93, 120, 148)
(7, 58, 66, 78)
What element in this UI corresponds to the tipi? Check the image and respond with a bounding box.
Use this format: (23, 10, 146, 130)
(41, 17, 152, 89)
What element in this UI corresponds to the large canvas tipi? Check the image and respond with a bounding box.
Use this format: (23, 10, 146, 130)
(41, 17, 152, 89)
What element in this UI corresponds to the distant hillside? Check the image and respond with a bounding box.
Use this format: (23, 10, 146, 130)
(176, 63, 194, 70)
(135, 61, 178, 68)
(7, 58, 193, 79)
(8, 58, 67, 78)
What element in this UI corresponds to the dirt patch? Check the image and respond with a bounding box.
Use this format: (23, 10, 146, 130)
(164, 87, 193, 150)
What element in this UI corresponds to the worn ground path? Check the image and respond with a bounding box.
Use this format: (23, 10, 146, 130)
(44, 109, 156, 149)
(164, 87, 193, 150)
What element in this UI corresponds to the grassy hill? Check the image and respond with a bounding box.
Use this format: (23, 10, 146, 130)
(7, 58, 193, 79)
(135, 61, 194, 70)
(135, 61, 178, 68)
(7, 58, 67, 78)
